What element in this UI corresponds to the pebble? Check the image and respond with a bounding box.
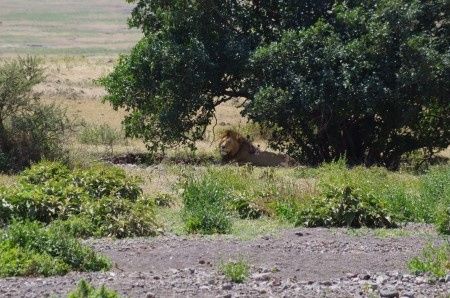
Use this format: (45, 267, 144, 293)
(222, 283, 233, 290)
(252, 273, 271, 281)
(379, 287, 399, 298)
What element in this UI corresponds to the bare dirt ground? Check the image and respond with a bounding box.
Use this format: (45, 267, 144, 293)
(0, 226, 448, 297)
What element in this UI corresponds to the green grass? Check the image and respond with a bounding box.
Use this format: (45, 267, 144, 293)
(181, 173, 232, 234)
(408, 243, 450, 278)
(220, 259, 250, 283)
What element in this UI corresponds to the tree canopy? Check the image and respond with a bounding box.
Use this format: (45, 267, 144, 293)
(102, 0, 449, 168)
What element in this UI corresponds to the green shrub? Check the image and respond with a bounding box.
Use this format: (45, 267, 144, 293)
(20, 161, 71, 185)
(67, 279, 121, 298)
(71, 164, 142, 201)
(435, 207, 450, 235)
(0, 221, 110, 277)
(296, 186, 396, 228)
(80, 197, 158, 238)
(408, 243, 450, 278)
(0, 161, 158, 238)
(182, 174, 231, 234)
(300, 161, 449, 228)
(8, 103, 72, 171)
(220, 260, 250, 283)
(0, 242, 70, 277)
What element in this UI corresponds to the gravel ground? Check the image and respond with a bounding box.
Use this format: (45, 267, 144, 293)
(0, 226, 448, 297)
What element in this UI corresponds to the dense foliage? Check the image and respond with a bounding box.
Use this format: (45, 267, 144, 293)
(102, 0, 449, 168)
(0, 162, 158, 238)
(0, 221, 110, 277)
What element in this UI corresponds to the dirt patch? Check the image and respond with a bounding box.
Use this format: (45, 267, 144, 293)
(0, 226, 448, 297)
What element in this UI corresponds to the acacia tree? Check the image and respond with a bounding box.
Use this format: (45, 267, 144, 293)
(102, 0, 449, 168)
(101, 0, 332, 152)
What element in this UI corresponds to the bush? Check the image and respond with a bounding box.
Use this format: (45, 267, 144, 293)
(0, 221, 110, 277)
(0, 161, 158, 238)
(408, 243, 450, 278)
(182, 174, 231, 234)
(71, 164, 143, 201)
(79, 197, 158, 238)
(220, 260, 250, 283)
(296, 186, 396, 228)
(0, 57, 72, 172)
(68, 279, 120, 298)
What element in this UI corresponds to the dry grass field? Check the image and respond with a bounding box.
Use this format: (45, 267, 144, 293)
(0, 0, 141, 56)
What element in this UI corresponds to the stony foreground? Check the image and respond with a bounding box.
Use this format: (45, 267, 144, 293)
(0, 227, 448, 297)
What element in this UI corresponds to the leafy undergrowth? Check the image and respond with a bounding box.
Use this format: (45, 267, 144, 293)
(178, 161, 449, 234)
(0, 221, 110, 277)
(67, 279, 120, 298)
(408, 243, 450, 278)
(0, 161, 158, 238)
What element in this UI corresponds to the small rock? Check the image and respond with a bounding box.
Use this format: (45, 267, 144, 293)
(401, 291, 415, 298)
(445, 275, 450, 283)
(146, 293, 155, 298)
(270, 279, 282, 287)
(222, 283, 233, 290)
(223, 294, 232, 298)
(295, 232, 304, 236)
(346, 273, 358, 279)
(359, 273, 371, 280)
(253, 273, 271, 281)
(379, 287, 399, 298)
(376, 275, 389, 284)
(189, 268, 195, 274)
(320, 281, 332, 286)
(415, 277, 426, 285)
(199, 260, 206, 265)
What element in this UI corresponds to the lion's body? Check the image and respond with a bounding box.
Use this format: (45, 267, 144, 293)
(219, 130, 296, 167)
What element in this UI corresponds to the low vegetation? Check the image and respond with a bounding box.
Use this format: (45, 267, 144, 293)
(182, 174, 232, 234)
(78, 123, 127, 154)
(178, 161, 449, 234)
(220, 259, 250, 283)
(0, 221, 110, 277)
(67, 279, 120, 298)
(408, 243, 450, 278)
(0, 161, 158, 238)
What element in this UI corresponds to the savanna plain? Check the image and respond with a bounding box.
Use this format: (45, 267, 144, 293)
(0, 1, 449, 297)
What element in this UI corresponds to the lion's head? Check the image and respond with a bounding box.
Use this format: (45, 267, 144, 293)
(218, 130, 256, 159)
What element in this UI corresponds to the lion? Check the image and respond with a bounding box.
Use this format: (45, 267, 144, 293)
(218, 130, 296, 167)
